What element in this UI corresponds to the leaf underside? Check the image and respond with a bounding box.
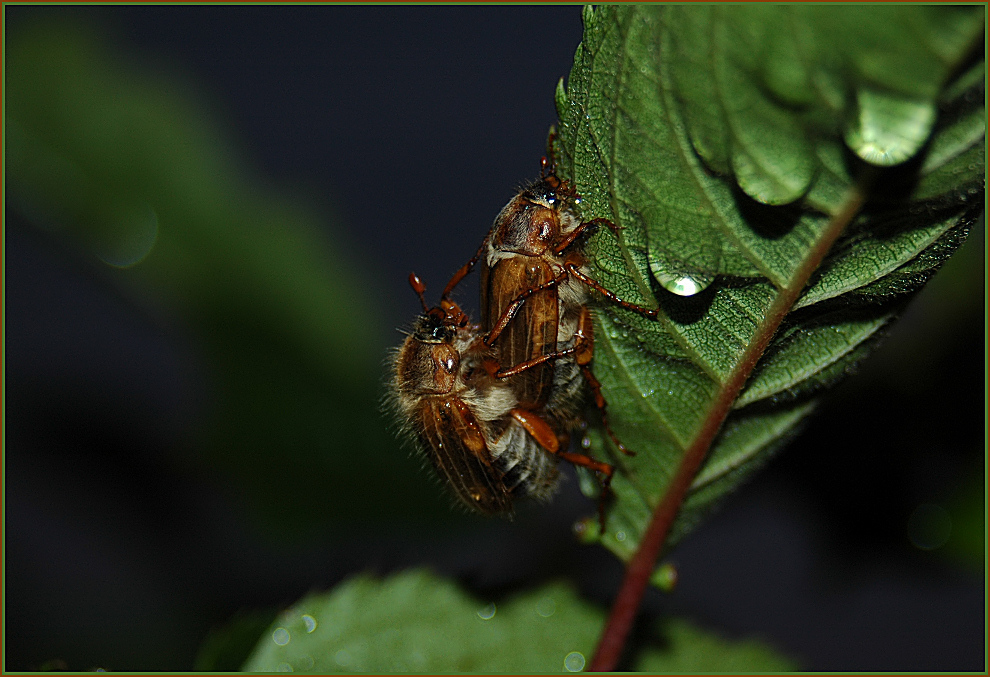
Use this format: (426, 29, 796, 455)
(554, 5, 984, 563)
(242, 569, 795, 673)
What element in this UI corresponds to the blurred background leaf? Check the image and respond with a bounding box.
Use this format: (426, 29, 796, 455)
(241, 569, 795, 672)
(194, 607, 279, 672)
(5, 21, 444, 535)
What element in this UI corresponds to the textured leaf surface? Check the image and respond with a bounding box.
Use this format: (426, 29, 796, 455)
(242, 569, 794, 672)
(555, 6, 984, 563)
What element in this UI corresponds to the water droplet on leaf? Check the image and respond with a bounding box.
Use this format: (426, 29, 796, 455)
(650, 257, 714, 296)
(564, 651, 586, 672)
(536, 596, 556, 618)
(845, 89, 935, 166)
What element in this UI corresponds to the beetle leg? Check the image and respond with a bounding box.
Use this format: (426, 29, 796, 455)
(492, 340, 579, 379)
(509, 408, 560, 453)
(511, 406, 614, 533)
(553, 217, 623, 255)
(483, 269, 568, 347)
(441, 234, 490, 302)
(579, 363, 635, 458)
(565, 262, 659, 320)
(572, 305, 636, 457)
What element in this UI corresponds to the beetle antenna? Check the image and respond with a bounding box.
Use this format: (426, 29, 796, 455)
(408, 272, 430, 313)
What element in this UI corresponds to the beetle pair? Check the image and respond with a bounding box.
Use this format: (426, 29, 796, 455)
(390, 152, 656, 526)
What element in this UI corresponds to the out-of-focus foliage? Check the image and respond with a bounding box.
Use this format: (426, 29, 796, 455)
(242, 569, 796, 672)
(194, 608, 279, 672)
(5, 21, 449, 535)
(941, 462, 986, 571)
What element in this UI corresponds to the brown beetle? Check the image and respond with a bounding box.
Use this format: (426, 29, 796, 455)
(389, 273, 613, 515)
(442, 150, 658, 459)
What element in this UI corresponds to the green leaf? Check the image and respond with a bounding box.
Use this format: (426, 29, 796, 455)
(241, 569, 795, 672)
(555, 6, 983, 563)
(636, 617, 796, 673)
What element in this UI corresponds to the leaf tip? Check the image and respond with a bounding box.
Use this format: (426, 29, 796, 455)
(555, 76, 568, 118)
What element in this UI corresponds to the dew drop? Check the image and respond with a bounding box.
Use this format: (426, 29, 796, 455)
(845, 90, 936, 166)
(302, 614, 317, 633)
(669, 274, 711, 296)
(573, 519, 587, 538)
(536, 596, 556, 618)
(477, 602, 497, 620)
(650, 562, 678, 592)
(272, 627, 290, 646)
(650, 258, 714, 296)
(615, 530, 627, 542)
(564, 651, 586, 672)
(276, 662, 293, 672)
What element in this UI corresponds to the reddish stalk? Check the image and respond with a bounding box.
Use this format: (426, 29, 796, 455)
(589, 184, 869, 671)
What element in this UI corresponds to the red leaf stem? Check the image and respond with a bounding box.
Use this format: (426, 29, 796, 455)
(589, 180, 870, 672)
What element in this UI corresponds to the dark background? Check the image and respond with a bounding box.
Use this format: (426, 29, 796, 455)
(4, 5, 985, 672)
